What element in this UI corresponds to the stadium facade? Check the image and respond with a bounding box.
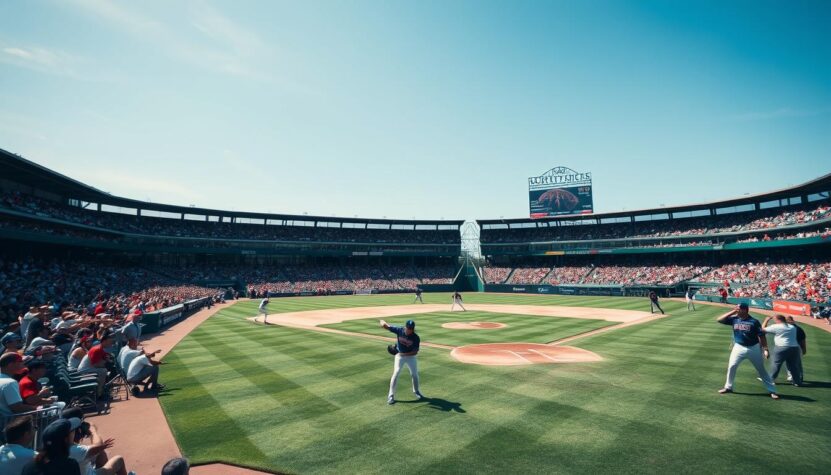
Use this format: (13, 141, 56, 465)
(1, 148, 830, 313)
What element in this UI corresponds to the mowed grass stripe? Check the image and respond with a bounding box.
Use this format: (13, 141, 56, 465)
(160, 295, 831, 474)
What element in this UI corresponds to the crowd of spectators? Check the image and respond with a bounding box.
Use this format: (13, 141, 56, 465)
(508, 267, 550, 284)
(239, 264, 457, 295)
(0, 258, 220, 327)
(484, 264, 709, 286)
(546, 266, 593, 285)
(1, 191, 460, 245)
(418, 265, 457, 285)
(0, 295, 210, 474)
(481, 201, 831, 243)
(694, 261, 831, 303)
(583, 265, 711, 286)
(483, 267, 511, 284)
(383, 266, 421, 291)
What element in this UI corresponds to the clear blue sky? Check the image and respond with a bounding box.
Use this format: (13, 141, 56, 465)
(1, 0, 829, 220)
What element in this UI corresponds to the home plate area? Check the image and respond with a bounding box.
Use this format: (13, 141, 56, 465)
(451, 343, 603, 366)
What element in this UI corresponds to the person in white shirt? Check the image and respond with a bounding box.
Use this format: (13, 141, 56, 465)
(258, 298, 270, 324)
(0, 353, 38, 418)
(762, 314, 803, 386)
(118, 339, 160, 376)
(18, 307, 39, 340)
(126, 351, 163, 394)
(0, 415, 36, 475)
(62, 408, 131, 475)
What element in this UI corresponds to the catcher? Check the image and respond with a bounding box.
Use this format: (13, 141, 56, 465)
(380, 319, 423, 405)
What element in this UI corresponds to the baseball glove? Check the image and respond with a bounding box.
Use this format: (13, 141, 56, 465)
(387, 344, 399, 356)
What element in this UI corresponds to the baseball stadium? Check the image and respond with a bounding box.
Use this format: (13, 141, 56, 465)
(1, 149, 830, 474)
(2, 2, 831, 475)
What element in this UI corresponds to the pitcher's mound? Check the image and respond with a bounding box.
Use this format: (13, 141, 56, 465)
(451, 343, 602, 366)
(441, 322, 506, 329)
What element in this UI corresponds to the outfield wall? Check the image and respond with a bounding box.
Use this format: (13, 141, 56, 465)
(141, 296, 212, 334)
(484, 283, 635, 297)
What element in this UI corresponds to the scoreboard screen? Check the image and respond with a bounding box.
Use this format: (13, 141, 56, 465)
(528, 167, 594, 218)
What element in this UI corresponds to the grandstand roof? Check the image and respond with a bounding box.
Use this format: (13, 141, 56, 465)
(478, 172, 831, 226)
(0, 148, 464, 228)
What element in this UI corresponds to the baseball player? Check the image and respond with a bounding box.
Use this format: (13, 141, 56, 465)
(717, 303, 779, 399)
(451, 291, 466, 312)
(686, 288, 696, 311)
(413, 288, 424, 304)
(380, 319, 422, 404)
(258, 297, 269, 324)
(648, 291, 664, 314)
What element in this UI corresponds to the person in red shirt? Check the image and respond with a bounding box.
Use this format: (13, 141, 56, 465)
(77, 332, 115, 398)
(19, 359, 64, 410)
(719, 287, 728, 304)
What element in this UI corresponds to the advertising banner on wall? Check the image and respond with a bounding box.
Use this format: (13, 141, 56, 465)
(773, 300, 812, 316)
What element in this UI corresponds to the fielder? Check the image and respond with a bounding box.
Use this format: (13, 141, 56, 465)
(717, 303, 779, 399)
(648, 291, 664, 315)
(413, 288, 424, 304)
(686, 288, 696, 311)
(259, 297, 269, 324)
(451, 291, 466, 312)
(380, 319, 422, 405)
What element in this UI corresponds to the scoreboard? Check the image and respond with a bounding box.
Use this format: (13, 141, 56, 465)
(528, 167, 594, 218)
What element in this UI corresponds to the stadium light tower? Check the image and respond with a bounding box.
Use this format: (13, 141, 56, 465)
(461, 221, 482, 263)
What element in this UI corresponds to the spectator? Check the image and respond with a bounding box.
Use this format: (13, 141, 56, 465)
(762, 315, 803, 387)
(2, 332, 23, 355)
(18, 307, 40, 340)
(784, 316, 807, 384)
(0, 416, 36, 474)
(77, 332, 115, 398)
(161, 457, 189, 475)
(18, 360, 64, 411)
(126, 345, 163, 394)
(0, 353, 38, 418)
(21, 418, 82, 475)
(23, 322, 53, 356)
(118, 338, 162, 395)
(67, 336, 93, 371)
(61, 407, 130, 475)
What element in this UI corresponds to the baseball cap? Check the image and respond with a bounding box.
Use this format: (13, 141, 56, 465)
(1, 332, 22, 345)
(738, 302, 749, 309)
(162, 457, 190, 475)
(405, 320, 415, 329)
(41, 418, 82, 447)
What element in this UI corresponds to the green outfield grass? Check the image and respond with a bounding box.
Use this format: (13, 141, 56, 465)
(321, 310, 616, 347)
(159, 294, 831, 474)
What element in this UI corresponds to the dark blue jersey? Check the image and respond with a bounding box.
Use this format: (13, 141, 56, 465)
(720, 316, 763, 347)
(388, 326, 420, 354)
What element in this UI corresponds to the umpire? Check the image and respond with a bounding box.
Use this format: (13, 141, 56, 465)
(380, 319, 423, 405)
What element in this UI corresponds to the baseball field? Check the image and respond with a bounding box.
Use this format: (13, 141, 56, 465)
(158, 293, 831, 474)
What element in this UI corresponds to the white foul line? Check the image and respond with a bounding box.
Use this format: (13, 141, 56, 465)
(526, 349, 560, 362)
(505, 350, 532, 364)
